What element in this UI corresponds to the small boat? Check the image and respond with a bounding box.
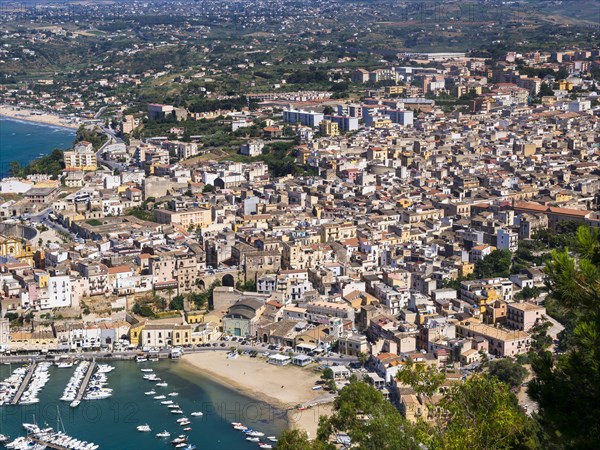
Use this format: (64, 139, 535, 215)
(168, 404, 180, 409)
(234, 425, 248, 431)
(156, 431, 171, 438)
(0, 434, 9, 443)
(154, 395, 166, 400)
(141, 369, 153, 373)
(171, 436, 187, 444)
(171, 409, 183, 414)
(145, 390, 157, 396)
(182, 427, 192, 431)
(232, 422, 243, 427)
(267, 436, 278, 442)
(57, 361, 73, 368)
(259, 444, 273, 449)
(178, 420, 191, 426)
(137, 424, 151, 432)
(176, 418, 189, 423)
(161, 400, 173, 405)
(246, 437, 260, 442)
(184, 445, 196, 450)
(136, 355, 147, 362)
(175, 443, 187, 449)
(246, 431, 265, 437)
(168, 392, 179, 396)
(190, 411, 203, 416)
(156, 382, 168, 387)
(70, 400, 80, 408)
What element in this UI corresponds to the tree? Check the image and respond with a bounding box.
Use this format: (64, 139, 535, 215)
(487, 358, 528, 390)
(322, 106, 335, 115)
(514, 285, 541, 301)
(475, 249, 512, 278)
(528, 226, 600, 448)
(277, 429, 330, 450)
(202, 184, 214, 193)
(538, 82, 554, 97)
(317, 381, 421, 450)
(441, 375, 537, 450)
(170, 295, 184, 310)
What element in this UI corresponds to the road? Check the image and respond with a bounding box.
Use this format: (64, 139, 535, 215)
(97, 126, 127, 172)
(1, 343, 356, 366)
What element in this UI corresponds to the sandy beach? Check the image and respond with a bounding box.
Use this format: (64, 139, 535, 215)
(182, 351, 334, 437)
(0, 104, 80, 129)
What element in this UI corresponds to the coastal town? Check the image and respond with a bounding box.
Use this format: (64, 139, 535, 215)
(1, 0, 600, 446)
(1, 45, 600, 442)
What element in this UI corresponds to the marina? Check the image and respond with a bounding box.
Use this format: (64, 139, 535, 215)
(73, 361, 96, 406)
(0, 360, 286, 449)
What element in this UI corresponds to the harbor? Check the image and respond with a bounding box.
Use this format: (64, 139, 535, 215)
(0, 360, 286, 449)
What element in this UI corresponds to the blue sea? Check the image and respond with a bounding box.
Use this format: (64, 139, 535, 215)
(0, 360, 287, 449)
(0, 117, 76, 178)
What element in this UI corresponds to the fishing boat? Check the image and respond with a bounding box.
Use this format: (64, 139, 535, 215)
(182, 427, 192, 432)
(190, 411, 203, 416)
(156, 431, 171, 438)
(176, 418, 189, 423)
(145, 390, 157, 395)
(136, 424, 151, 432)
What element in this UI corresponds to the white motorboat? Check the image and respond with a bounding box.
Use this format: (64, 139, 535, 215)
(140, 369, 153, 373)
(190, 411, 203, 416)
(57, 361, 73, 369)
(246, 431, 265, 437)
(145, 390, 156, 395)
(156, 431, 170, 438)
(156, 382, 168, 387)
(246, 437, 260, 442)
(171, 409, 183, 414)
(267, 436, 278, 442)
(154, 395, 166, 400)
(182, 427, 192, 432)
(259, 443, 273, 449)
(167, 392, 179, 396)
(168, 404, 180, 409)
(161, 400, 173, 405)
(136, 424, 151, 432)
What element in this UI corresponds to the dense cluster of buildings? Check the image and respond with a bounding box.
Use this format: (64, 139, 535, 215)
(1, 48, 599, 420)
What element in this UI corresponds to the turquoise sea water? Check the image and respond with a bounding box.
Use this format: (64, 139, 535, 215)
(0, 117, 76, 178)
(0, 360, 287, 449)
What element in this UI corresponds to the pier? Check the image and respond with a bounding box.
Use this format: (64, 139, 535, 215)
(30, 436, 68, 450)
(74, 360, 96, 402)
(11, 362, 36, 405)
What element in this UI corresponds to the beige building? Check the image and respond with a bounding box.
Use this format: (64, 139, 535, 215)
(63, 142, 97, 171)
(506, 302, 546, 332)
(154, 208, 212, 228)
(456, 320, 530, 357)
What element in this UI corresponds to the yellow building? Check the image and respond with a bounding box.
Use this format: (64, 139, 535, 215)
(154, 208, 212, 228)
(0, 236, 34, 266)
(319, 120, 339, 137)
(185, 311, 205, 324)
(129, 322, 146, 347)
(385, 85, 405, 95)
(63, 148, 97, 171)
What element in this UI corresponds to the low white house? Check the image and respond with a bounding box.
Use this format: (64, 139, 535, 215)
(268, 353, 291, 366)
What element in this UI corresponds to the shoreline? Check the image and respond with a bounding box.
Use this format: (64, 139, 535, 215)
(1, 105, 81, 130)
(181, 352, 333, 438)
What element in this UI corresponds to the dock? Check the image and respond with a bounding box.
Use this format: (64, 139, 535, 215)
(30, 436, 68, 450)
(11, 362, 36, 405)
(74, 360, 96, 402)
